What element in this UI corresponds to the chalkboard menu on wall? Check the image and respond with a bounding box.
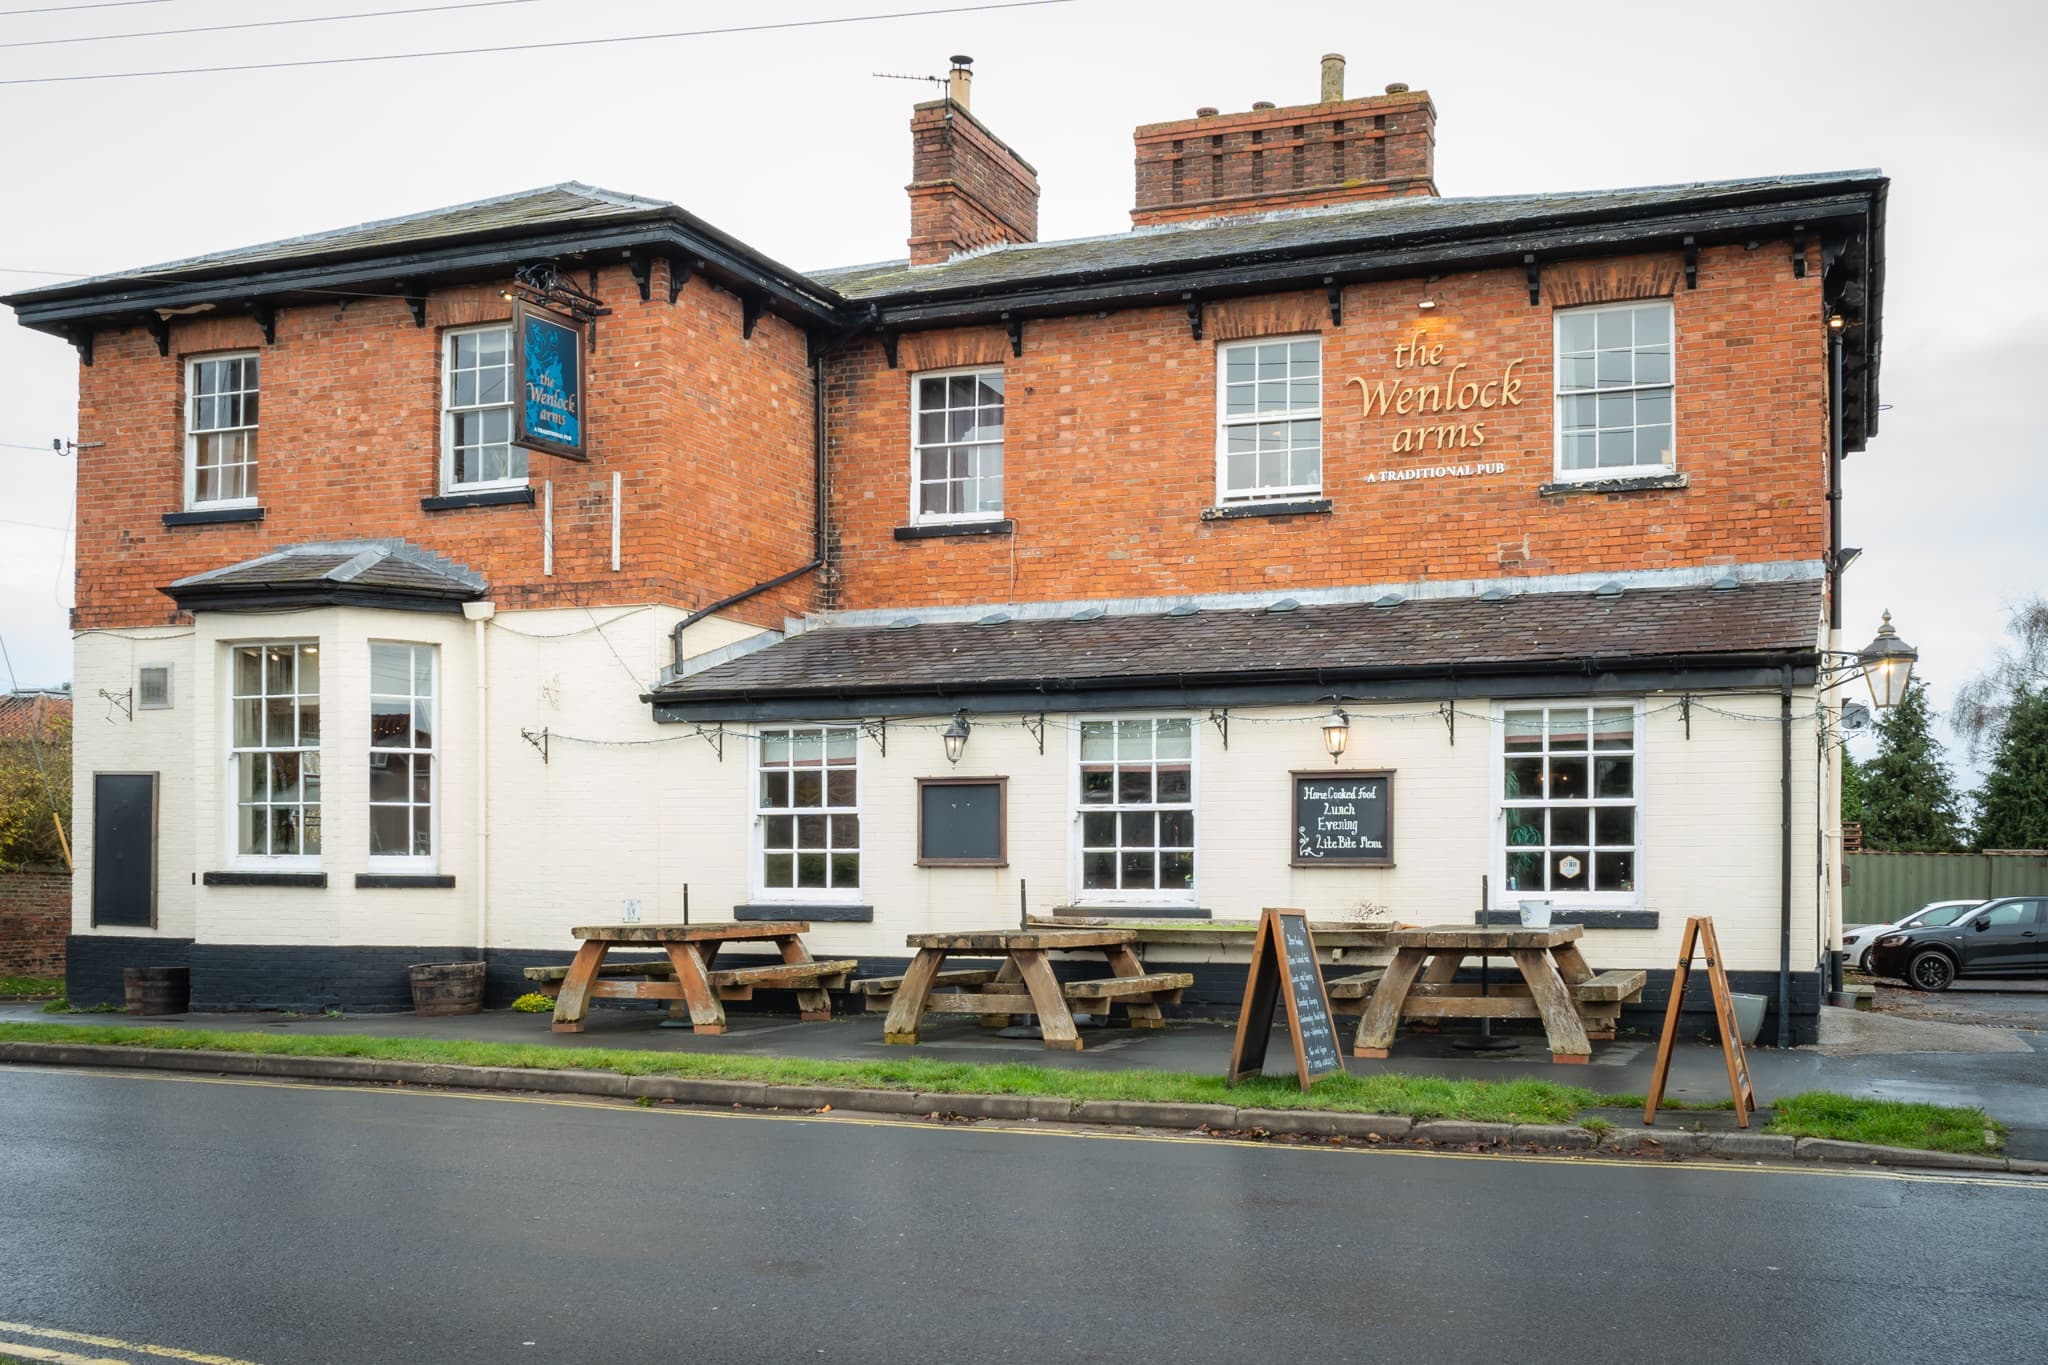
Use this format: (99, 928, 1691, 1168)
(1291, 770, 1394, 867)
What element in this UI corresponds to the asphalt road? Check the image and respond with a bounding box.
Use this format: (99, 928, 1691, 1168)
(3, 1067, 2044, 1365)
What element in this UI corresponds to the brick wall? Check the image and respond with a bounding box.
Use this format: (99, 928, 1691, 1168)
(73, 259, 821, 633)
(0, 868, 71, 977)
(825, 242, 1828, 609)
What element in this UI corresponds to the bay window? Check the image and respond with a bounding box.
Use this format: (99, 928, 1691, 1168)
(369, 643, 436, 864)
(230, 642, 320, 862)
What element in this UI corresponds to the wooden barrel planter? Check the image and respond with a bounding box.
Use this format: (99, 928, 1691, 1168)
(409, 961, 487, 1016)
(123, 967, 190, 1015)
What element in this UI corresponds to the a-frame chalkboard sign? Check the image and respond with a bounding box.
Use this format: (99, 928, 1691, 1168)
(1227, 907, 1343, 1091)
(1644, 916, 1757, 1128)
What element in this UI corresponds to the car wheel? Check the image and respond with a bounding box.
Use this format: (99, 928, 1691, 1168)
(1908, 950, 1956, 992)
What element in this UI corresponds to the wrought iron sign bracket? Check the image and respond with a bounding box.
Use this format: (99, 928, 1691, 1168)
(1681, 693, 1693, 741)
(1683, 235, 1699, 290)
(1440, 700, 1456, 746)
(1208, 708, 1230, 751)
(520, 727, 550, 764)
(1325, 276, 1343, 327)
(1022, 712, 1045, 755)
(861, 717, 888, 757)
(1184, 292, 1203, 341)
(1524, 253, 1541, 306)
(690, 724, 725, 762)
(510, 263, 611, 352)
(98, 687, 133, 723)
(145, 314, 170, 357)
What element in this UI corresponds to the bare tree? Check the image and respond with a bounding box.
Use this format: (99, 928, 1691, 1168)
(1952, 596, 2048, 760)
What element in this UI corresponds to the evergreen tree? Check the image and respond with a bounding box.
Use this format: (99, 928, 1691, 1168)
(1975, 687, 2048, 850)
(1859, 678, 1968, 851)
(1841, 750, 1865, 825)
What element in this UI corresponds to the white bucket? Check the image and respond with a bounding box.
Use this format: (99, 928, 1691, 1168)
(1518, 899, 1554, 928)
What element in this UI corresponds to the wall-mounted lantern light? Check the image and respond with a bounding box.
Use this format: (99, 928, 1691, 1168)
(1857, 611, 1917, 711)
(1320, 707, 1350, 763)
(942, 712, 972, 765)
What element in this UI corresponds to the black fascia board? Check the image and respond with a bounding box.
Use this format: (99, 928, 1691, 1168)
(4, 214, 847, 337)
(654, 661, 1820, 723)
(165, 585, 477, 614)
(650, 649, 1822, 721)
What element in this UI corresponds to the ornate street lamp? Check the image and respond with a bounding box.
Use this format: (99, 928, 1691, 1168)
(1319, 707, 1350, 763)
(942, 712, 972, 765)
(1856, 611, 1917, 711)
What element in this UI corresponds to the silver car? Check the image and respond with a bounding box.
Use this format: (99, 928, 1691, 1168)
(1843, 899, 1982, 970)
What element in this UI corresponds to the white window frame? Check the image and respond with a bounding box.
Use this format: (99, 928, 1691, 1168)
(440, 323, 524, 494)
(367, 642, 438, 871)
(1068, 714, 1198, 907)
(1491, 699, 1644, 910)
(908, 365, 1006, 525)
(750, 723, 863, 903)
(137, 663, 174, 711)
(183, 351, 260, 510)
(1552, 300, 1676, 482)
(1215, 334, 1323, 505)
(226, 640, 321, 871)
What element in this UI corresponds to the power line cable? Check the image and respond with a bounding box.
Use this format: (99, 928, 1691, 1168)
(0, 0, 168, 16)
(0, 0, 536, 49)
(0, 0, 1077, 85)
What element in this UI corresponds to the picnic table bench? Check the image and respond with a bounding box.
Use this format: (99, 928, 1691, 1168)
(1350, 925, 1647, 1063)
(529, 921, 854, 1035)
(852, 928, 1194, 1051)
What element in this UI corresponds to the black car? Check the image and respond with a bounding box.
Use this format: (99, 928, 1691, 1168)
(1866, 896, 2048, 991)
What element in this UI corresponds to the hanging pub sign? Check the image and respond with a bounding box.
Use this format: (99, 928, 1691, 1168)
(1291, 770, 1394, 867)
(513, 301, 587, 460)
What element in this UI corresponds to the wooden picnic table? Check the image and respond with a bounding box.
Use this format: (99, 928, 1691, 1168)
(854, 928, 1193, 1051)
(533, 922, 855, 1036)
(1350, 924, 1645, 1065)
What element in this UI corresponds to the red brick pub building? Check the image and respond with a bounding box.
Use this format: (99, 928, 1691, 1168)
(5, 56, 1887, 1044)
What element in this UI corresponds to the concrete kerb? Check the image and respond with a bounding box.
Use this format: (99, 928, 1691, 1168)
(0, 1041, 2021, 1174)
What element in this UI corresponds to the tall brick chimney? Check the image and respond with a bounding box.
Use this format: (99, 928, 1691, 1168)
(1132, 55, 1437, 226)
(906, 55, 1040, 266)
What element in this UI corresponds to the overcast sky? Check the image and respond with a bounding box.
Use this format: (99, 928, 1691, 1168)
(1, 0, 2040, 785)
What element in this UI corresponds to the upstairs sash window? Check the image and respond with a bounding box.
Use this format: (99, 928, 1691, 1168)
(443, 325, 523, 490)
(911, 368, 1005, 522)
(1555, 302, 1674, 478)
(1218, 337, 1322, 503)
(186, 353, 260, 507)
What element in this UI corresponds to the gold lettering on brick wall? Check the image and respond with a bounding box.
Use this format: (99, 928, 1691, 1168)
(1345, 329, 1530, 453)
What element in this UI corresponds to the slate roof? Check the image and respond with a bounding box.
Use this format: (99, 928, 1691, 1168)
(165, 540, 485, 612)
(10, 184, 670, 299)
(655, 579, 1824, 706)
(812, 171, 1883, 301)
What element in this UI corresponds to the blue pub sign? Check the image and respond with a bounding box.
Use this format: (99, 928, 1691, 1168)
(513, 302, 587, 459)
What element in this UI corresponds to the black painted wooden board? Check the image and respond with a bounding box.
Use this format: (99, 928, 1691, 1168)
(92, 772, 156, 928)
(918, 780, 1003, 863)
(1227, 907, 1343, 1091)
(1291, 770, 1393, 866)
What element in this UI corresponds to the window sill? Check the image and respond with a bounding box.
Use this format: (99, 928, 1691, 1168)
(355, 873, 455, 889)
(1475, 908, 1657, 930)
(735, 902, 873, 923)
(202, 871, 327, 888)
(1054, 904, 1213, 920)
(894, 519, 1013, 541)
(1200, 498, 1332, 523)
(164, 506, 264, 528)
(422, 487, 536, 512)
(1538, 472, 1687, 498)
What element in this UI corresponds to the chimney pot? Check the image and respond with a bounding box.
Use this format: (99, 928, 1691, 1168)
(1251, 100, 1276, 111)
(1385, 81, 1409, 94)
(948, 54, 973, 108)
(1320, 53, 1345, 102)
(1196, 106, 1219, 117)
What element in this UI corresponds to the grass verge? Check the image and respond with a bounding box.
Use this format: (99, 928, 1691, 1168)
(1765, 1091, 2006, 1154)
(0, 1020, 1604, 1124)
(0, 975, 63, 998)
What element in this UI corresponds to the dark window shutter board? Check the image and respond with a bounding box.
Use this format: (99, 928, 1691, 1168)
(917, 777, 1008, 865)
(92, 772, 158, 928)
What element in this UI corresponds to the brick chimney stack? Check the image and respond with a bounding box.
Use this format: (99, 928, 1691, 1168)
(906, 55, 1040, 266)
(1132, 55, 1437, 227)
